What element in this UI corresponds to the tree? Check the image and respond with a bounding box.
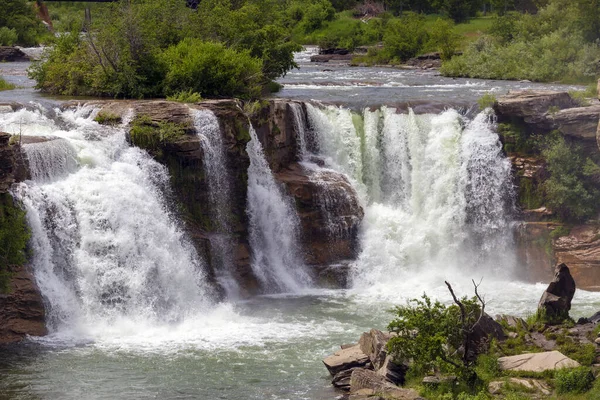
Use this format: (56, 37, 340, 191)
(387, 280, 488, 384)
(431, 0, 483, 23)
(0, 0, 48, 45)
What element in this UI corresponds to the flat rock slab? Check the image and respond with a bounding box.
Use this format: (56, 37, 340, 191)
(323, 344, 369, 375)
(498, 351, 580, 372)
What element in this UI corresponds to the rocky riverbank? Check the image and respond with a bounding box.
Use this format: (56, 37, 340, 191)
(324, 264, 600, 399)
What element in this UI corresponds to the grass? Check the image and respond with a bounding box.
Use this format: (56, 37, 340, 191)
(0, 77, 16, 91)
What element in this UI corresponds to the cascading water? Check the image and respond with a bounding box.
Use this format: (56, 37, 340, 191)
(193, 108, 239, 297)
(2, 105, 216, 338)
(246, 124, 312, 292)
(305, 104, 516, 296)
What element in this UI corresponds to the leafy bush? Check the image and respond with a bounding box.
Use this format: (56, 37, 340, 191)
(542, 136, 599, 221)
(161, 39, 263, 99)
(300, 0, 335, 33)
(0, 78, 16, 92)
(555, 367, 595, 394)
(0, 0, 49, 46)
(387, 290, 485, 384)
(94, 112, 122, 126)
(0, 27, 18, 46)
(167, 90, 203, 103)
(425, 18, 462, 60)
(129, 115, 187, 154)
(382, 13, 428, 62)
(0, 193, 30, 293)
(477, 93, 497, 110)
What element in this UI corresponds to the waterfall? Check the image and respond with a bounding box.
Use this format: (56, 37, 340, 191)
(193, 109, 239, 297)
(246, 124, 312, 292)
(3, 106, 215, 338)
(22, 138, 79, 182)
(304, 104, 516, 294)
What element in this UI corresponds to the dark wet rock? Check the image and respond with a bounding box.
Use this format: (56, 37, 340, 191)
(377, 355, 408, 386)
(0, 46, 29, 62)
(0, 264, 47, 344)
(538, 263, 576, 323)
(311, 54, 353, 63)
(467, 313, 507, 360)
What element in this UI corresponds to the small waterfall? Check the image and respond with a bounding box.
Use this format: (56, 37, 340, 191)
(246, 124, 312, 292)
(23, 138, 79, 182)
(3, 106, 215, 338)
(304, 104, 516, 292)
(193, 109, 239, 297)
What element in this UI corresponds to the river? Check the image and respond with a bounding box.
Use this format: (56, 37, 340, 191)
(0, 48, 599, 400)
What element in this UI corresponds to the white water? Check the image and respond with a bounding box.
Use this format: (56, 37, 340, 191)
(2, 106, 217, 341)
(246, 125, 313, 292)
(305, 104, 518, 301)
(193, 108, 239, 297)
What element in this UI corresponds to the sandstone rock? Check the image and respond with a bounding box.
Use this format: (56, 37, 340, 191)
(275, 163, 364, 268)
(323, 345, 370, 376)
(495, 90, 578, 129)
(548, 105, 600, 143)
(594, 337, 600, 345)
(554, 225, 600, 291)
(496, 314, 528, 331)
(333, 367, 358, 390)
(350, 369, 422, 400)
(489, 378, 551, 396)
(498, 351, 580, 372)
(538, 263, 576, 322)
(0, 264, 47, 344)
(377, 355, 408, 386)
(0, 46, 29, 62)
(359, 329, 393, 370)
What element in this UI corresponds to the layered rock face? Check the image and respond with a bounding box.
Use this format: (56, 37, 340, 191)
(93, 99, 364, 295)
(495, 91, 600, 289)
(0, 132, 46, 344)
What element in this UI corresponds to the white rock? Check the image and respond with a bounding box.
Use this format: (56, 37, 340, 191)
(498, 351, 580, 372)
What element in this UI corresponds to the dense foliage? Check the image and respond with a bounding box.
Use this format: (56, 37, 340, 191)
(441, 0, 600, 82)
(0, 0, 49, 46)
(31, 0, 300, 99)
(0, 193, 30, 293)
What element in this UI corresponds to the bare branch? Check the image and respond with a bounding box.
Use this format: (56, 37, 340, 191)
(472, 278, 486, 328)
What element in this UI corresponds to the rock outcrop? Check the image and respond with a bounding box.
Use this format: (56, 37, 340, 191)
(323, 344, 370, 375)
(0, 46, 29, 62)
(498, 351, 580, 372)
(0, 264, 47, 344)
(87, 99, 364, 295)
(538, 263, 576, 323)
(0, 132, 46, 344)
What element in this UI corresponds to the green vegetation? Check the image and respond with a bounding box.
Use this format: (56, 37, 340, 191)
(555, 367, 595, 394)
(0, 0, 50, 46)
(442, 1, 600, 83)
(0, 193, 30, 293)
(0, 77, 16, 91)
(94, 111, 121, 126)
(129, 115, 187, 154)
(388, 289, 600, 399)
(477, 93, 496, 109)
(30, 0, 301, 99)
(167, 90, 203, 104)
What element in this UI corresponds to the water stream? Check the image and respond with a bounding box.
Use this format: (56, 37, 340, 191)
(1, 54, 600, 400)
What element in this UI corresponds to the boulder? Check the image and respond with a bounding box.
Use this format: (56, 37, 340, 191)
(468, 313, 507, 358)
(498, 351, 580, 372)
(350, 369, 422, 400)
(495, 90, 579, 129)
(538, 263, 576, 323)
(0, 264, 47, 344)
(0, 46, 29, 62)
(377, 355, 408, 386)
(496, 314, 528, 331)
(323, 345, 370, 376)
(275, 163, 364, 268)
(489, 378, 551, 396)
(332, 367, 358, 390)
(359, 329, 393, 370)
(548, 105, 600, 143)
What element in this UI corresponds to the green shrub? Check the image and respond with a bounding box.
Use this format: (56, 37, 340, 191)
(0, 0, 49, 46)
(94, 111, 122, 125)
(555, 367, 595, 394)
(477, 93, 496, 109)
(161, 39, 263, 99)
(0, 193, 30, 293)
(542, 136, 599, 222)
(0, 78, 16, 92)
(129, 115, 187, 153)
(382, 13, 428, 62)
(426, 18, 462, 60)
(558, 342, 596, 366)
(167, 89, 203, 103)
(0, 27, 18, 46)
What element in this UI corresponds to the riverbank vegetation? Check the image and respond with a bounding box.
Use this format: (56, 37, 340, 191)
(30, 0, 301, 98)
(0, 0, 50, 46)
(0, 193, 30, 293)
